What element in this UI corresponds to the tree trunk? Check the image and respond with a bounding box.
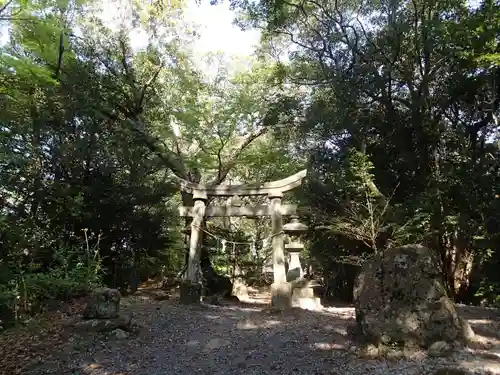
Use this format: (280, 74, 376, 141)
(450, 216, 474, 302)
(452, 248, 474, 302)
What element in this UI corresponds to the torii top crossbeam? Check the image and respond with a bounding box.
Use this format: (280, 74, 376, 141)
(173, 169, 307, 197)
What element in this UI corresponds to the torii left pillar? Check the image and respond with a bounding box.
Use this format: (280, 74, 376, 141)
(179, 190, 207, 304)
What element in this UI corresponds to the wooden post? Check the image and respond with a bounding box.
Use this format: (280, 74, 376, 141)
(269, 191, 291, 309)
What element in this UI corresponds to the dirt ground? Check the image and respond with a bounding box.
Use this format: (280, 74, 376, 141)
(1, 287, 500, 375)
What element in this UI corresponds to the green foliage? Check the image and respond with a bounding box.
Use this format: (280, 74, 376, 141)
(228, 0, 500, 303)
(0, 0, 190, 325)
(0, 230, 102, 327)
(2, 0, 498, 319)
(1, 0, 296, 325)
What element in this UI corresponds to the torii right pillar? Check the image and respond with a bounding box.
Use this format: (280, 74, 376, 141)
(269, 191, 292, 309)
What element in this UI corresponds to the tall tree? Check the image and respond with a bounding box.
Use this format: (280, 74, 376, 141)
(228, 0, 500, 299)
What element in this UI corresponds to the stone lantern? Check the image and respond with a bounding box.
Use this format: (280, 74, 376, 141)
(283, 215, 308, 282)
(283, 215, 321, 310)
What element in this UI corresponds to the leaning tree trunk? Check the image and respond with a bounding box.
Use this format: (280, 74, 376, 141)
(436, 230, 474, 302)
(450, 216, 474, 302)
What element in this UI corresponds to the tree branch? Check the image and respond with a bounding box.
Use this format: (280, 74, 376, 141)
(207, 126, 268, 185)
(95, 106, 188, 179)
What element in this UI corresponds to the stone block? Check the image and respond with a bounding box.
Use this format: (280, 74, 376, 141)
(293, 297, 322, 311)
(271, 282, 292, 309)
(292, 285, 315, 299)
(179, 281, 202, 304)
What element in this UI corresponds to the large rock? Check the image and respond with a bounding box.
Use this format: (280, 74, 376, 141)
(179, 281, 202, 304)
(83, 287, 121, 319)
(353, 244, 473, 348)
(232, 278, 249, 300)
(201, 257, 233, 297)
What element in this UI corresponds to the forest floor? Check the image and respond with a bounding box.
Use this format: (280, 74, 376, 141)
(1, 287, 500, 375)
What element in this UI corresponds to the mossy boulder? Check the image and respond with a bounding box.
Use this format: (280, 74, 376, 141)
(353, 244, 474, 348)
(83, 287, 121, 319)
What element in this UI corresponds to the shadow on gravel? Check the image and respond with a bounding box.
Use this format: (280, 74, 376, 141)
(458, 305, 500, 343)
(75, 301, 499, 375)
(20, 294, 500, 375)
(468, 320, 500, 341)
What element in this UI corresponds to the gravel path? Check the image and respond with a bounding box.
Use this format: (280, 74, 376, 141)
(30, 292, 500, 375)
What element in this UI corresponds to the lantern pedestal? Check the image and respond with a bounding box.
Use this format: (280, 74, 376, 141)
(290, 279, 323, 311)
(286, 242, 304, 282)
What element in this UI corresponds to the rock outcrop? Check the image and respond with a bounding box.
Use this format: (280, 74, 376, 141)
(353, 244, 474, 349)
(232, 278, 249, 300)
(74, 313, 132, 332)
(201, 257, 233, 297)
(83, 287, 121, 319)
(79, 287, 139, 336)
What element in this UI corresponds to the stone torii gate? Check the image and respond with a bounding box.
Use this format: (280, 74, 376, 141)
(176, 169, 307, 307)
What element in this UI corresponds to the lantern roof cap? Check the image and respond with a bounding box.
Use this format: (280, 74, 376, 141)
(283, 216, 308, 233)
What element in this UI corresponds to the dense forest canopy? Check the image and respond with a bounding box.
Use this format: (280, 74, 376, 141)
(228, 0, 500, 302)
(0, 0, 499, 325)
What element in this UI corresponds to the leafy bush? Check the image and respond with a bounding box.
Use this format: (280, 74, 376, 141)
(0, 231, 102, 328)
